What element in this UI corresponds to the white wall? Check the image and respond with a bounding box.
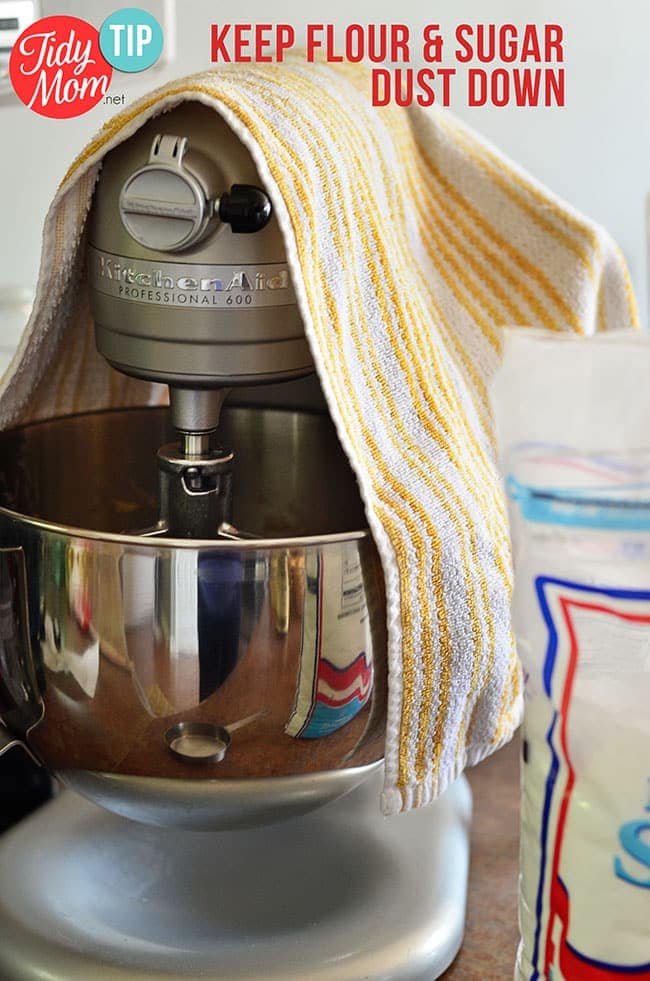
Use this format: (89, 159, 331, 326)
(1, 0, 648, 344)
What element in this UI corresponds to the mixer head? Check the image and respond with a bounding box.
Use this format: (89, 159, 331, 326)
(86, 103, 313, 537)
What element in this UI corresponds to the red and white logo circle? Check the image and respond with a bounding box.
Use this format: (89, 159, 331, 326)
(10, 15, 112, 118)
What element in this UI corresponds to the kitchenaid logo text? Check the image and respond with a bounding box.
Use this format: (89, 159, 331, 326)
(99, 256, 290, 292)
(89, 249, 294, 310)
(10, 16, 112, 118)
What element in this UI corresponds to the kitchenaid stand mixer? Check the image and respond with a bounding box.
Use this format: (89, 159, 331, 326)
(0, 103, 470, 980)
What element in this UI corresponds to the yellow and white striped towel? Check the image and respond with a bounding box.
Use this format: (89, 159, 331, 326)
(0, 60, 638, 813)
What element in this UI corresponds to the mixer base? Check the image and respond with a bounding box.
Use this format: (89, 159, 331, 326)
(0, 768, 471, 980)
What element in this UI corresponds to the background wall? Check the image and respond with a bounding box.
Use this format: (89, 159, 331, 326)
(1, 0, 648, 362)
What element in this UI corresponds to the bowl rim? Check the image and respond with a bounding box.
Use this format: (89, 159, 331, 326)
(0, 503, 370, 550)
(0, 405, 371, 551)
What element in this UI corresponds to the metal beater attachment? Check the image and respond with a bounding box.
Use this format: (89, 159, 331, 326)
(154, 386, 233, 538)
(157, 439, 234, 539)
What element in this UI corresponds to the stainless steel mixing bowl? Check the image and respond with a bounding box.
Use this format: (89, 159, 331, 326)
(0, 406, 387, 828)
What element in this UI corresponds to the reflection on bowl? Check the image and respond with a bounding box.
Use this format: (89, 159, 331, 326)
(0, 406, 388, 827)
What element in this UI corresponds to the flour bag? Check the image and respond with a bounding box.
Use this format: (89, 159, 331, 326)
(493, 331, 650, 980)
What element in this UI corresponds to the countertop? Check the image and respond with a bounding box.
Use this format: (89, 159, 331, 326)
(442, 736, 521, 980)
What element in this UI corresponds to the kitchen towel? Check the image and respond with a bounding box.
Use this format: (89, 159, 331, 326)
(0, 59, 638, 813)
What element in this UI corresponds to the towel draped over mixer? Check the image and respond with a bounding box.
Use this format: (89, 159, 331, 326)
(0, 58, 638, 812)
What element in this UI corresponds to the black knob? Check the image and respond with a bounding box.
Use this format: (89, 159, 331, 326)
(218, 184, 272, 233)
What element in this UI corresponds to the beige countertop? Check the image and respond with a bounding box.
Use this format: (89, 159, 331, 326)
(442, 736, 521, 980)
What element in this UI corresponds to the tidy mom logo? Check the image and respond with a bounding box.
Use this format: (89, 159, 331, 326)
(10, 16, 112, 118)
(9, 9, 163, 118)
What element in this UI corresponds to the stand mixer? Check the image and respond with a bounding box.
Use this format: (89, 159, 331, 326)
(0, 103, 471, 980)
